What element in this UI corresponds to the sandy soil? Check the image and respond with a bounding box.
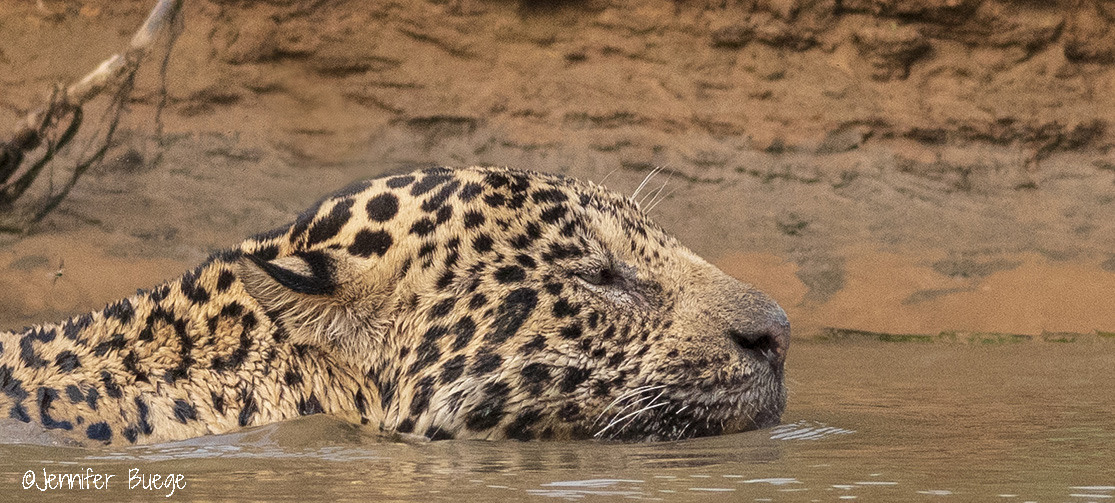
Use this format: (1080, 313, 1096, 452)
(1, 0, 1114, 338)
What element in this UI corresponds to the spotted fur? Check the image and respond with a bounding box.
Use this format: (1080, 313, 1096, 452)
(0, 166, 789, 445)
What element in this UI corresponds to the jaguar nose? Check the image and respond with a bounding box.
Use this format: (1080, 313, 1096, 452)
(727, 312, 790, 364)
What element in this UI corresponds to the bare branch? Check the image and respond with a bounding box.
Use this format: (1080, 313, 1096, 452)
(17, 0, 182, 134)
(0, 0, 183, 231)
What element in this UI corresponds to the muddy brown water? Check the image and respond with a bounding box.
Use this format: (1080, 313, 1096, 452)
(2, 342, 1111, 502)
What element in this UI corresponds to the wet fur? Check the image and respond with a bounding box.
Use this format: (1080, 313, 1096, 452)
(0, 166, 788, 445)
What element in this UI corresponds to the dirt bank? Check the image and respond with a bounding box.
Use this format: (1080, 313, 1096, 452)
(1, 0, 1114, 337)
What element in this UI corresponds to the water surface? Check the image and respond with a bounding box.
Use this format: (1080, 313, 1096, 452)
(2, 342, 1112, 502)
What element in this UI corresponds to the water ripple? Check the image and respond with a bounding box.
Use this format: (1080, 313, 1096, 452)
(770, 420, 856, 440)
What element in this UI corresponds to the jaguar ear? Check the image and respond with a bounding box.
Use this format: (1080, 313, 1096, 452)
(237, 249, 396, 367)
(243, 250, 340, 296)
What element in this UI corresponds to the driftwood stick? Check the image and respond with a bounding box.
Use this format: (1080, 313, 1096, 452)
(0, 0, 183, 227)
(24, 0, 182, 131)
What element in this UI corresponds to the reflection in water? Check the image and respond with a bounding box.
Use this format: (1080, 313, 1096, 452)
(741, 478, 803, 485)
(0, 342, 1113, 502)
(527, 479, 647, 499)
(770, 421, 856, 440)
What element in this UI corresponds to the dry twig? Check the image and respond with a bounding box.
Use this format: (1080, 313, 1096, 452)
(0, 0, 183, 232)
